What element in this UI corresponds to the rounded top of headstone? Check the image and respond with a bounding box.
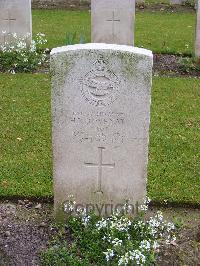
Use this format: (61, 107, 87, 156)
(50, 43, 153, 58)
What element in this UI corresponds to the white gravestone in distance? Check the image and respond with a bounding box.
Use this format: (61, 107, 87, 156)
(51, 43, 153, 218)
(195, 0, 200, 59)
(170, 0, 183, 4)
(91, 0, 135, 46)
(0, 0, 32, 46)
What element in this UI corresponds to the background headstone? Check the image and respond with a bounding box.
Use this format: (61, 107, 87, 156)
(0, 0, 32, 46)
(195, 0, 200, 59)
(170, 0, 183, 4)
(51, 43, 153, 217)
(91, 0, 135, 46)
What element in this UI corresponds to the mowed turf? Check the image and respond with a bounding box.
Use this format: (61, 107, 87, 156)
(0, 74, 199, 204)
(32, 10, 195, 54)
(0, 74, 52, 197)
(148, 77, 199, 204)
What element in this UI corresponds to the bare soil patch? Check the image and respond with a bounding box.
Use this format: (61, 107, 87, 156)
(31, 0, 90, 10)
(0, 201, 53, 266)
(136, 3, 195, 13)
(153, 54, 200, 77)
(32, 0, 196, 13)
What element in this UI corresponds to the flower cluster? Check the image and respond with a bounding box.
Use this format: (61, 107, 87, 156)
(42, 197, 176, 265)
(61, 197, 176, 265)
(0, 32, 48, 73)
(118, 250, 146, 265)
(97, 208, 176, 265)
(139, 197, 151, 212)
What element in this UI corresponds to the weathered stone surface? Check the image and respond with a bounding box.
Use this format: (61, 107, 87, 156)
(91, 0, 135, 46)
(51, 43, 153, 217)
(0, 0, 32, 46)
(195, 0, 200, 59)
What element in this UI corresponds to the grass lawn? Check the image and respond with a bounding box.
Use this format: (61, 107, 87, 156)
(32, 10, 195, 55)
(0, 74, 199, 204)
(148, 77, 199, 204)
(0, 74, 52, 197)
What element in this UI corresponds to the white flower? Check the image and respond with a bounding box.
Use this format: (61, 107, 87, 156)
(118, 250, 146, 265)
(96, 218, 107, 230)
(139, 197, 151, 212)
(26, 32, 31, 37)
(140, 240, 151, 251)
(10, 69, 15, 74)
(12, 33, 17, 39)
(156, 211, 163, 221)
(118, 254, 129, 265)
(152, 241, 159, 250)
(166, 222, 175, 232)
(81, 215, 90, 227)
(112, 238, 122, 247)
(139, 204, 148, 211)
(103, 249, 114, 262)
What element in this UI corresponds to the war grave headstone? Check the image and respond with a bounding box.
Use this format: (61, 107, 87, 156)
(51, 43, 153, 217)
(91, 0, 135, 45)
(0, 0, 32, 46)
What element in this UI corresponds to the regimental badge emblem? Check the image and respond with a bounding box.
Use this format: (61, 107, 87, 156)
(81, 57, 120, 107)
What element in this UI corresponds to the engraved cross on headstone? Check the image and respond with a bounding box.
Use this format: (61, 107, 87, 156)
(3, 12, 16, 34)
(2, 11, 16, 43)
(106, 11, 120, 39)
(84, 147, 115, 193)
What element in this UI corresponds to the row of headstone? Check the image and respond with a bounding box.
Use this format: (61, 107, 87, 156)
(0, 0, 199, 217)
(0, 0, 32, 46)
(0, 0, 199, 61)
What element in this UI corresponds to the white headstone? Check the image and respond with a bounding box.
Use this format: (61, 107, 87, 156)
(170, 0, 183, 4)
(91, 0, 135, 46)
(0, 0, 32, 46)
(51, 43, 153, 217)
(195, 0, 200, 59)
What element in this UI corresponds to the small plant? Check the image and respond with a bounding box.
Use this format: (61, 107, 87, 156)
(65, 32, 85, 45)
(0, 32, 48, 73)
(40, 198, 177, 266)
(183, 0, 196, 8)
(179, 57, 200, 73)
